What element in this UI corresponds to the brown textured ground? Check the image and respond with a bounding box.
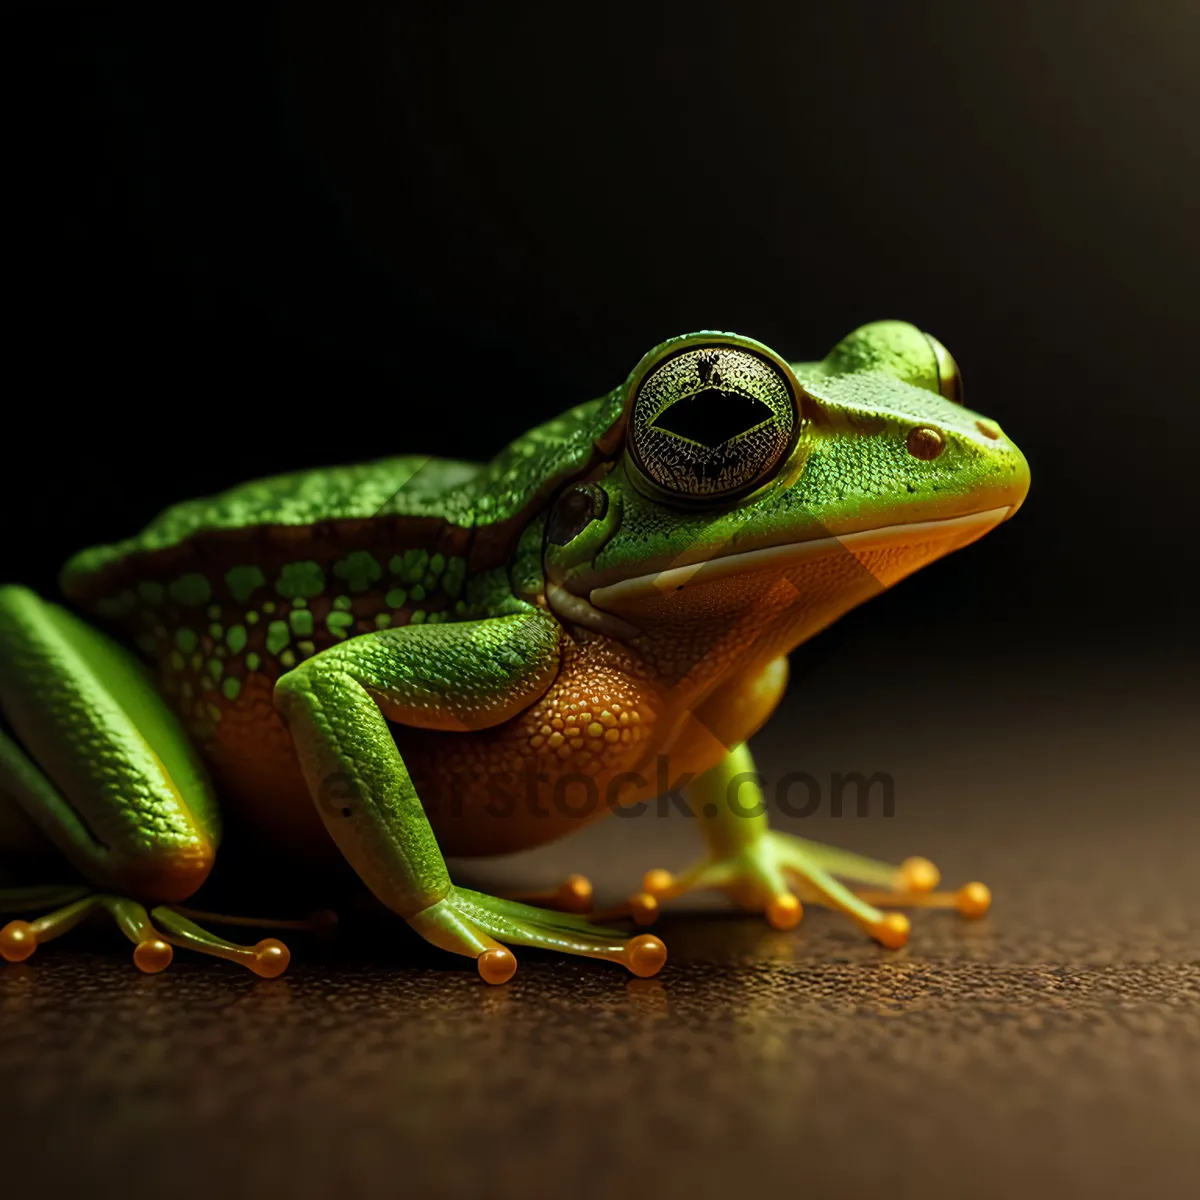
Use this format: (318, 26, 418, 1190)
(2, 643, 1197, 1200)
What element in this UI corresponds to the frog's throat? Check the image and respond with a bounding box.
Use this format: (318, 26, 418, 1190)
(556, 506, 1012, 637)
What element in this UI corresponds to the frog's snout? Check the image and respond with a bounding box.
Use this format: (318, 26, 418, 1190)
(943, 415, 1031, 521)
(993, 435, 1031, 519)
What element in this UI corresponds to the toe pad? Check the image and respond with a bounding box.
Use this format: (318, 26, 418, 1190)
(477, 947, 517, 985)
(0, 920, 37, 963)
(623, 934, 667, 978)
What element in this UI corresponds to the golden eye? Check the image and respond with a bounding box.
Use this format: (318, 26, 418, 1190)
(626, 337, 803, 502)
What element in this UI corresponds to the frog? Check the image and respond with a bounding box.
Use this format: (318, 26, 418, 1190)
(0, 321, 1029, 984)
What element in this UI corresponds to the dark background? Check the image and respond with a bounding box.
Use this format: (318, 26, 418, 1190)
(3, 5, 1199, 1200)
(5, 1, 1197, 652)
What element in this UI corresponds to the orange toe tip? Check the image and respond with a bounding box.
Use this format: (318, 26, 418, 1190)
(250, 938, 291, 979)
(477, 946, 517, 985)
(623, 934, 668, 978)
(871, 912, 911, 949)
(0, 920, 37, 964)
(641, 868, 673, 898)
(956, 882, 992, 918)
(899, 856, 941, 893)
(766, 894, 803, 930)
(559, 874, 594, 912)
(132, 938, 173, 974)
(629, 892, 659, 926)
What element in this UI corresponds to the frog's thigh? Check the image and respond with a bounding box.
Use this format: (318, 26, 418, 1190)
(0, 586, 220, 902)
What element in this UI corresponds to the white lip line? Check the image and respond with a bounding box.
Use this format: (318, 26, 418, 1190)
(589, 506, 1012, 607)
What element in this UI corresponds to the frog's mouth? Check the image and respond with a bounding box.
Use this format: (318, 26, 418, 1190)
(547, 506, 1013, 639)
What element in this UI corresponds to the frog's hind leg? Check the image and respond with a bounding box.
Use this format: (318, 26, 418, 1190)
(0, 732, 191, 971)
(0, 586, 290, 975)
(0, 586, 219, 898)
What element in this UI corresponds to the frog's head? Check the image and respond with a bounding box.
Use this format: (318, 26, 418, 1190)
(544, 322, 1030, 681)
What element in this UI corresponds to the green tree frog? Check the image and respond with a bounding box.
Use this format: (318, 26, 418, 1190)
(0, 322, 1028, 983)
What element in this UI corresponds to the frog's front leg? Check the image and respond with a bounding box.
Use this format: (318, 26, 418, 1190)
(640, 741, 991, 947)
(0, 586, 291, 975)
(272, 609, 666, 984)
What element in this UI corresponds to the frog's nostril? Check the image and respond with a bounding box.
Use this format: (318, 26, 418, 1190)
(906, 426, 945, 461)
(975, 420, 1001, 441)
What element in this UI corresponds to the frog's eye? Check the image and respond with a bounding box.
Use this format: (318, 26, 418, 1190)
(547, 483, 609, 545)
(924, 334, 963, 405)
(626, 339, 802, 502)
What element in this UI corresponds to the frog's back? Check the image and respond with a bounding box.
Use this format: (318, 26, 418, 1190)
(60, 455, 503, 683)
(56, 456, 501, 850)
(57, 396, 623, 850)
(62, 388, 623, 611)
(59, 452, 514, 714)
(64, 456, 479, 590)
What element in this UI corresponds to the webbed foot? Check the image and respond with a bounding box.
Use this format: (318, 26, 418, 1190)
(640, 835, 989, 949)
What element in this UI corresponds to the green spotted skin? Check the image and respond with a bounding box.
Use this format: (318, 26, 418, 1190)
(71, 532, 480, 738)
(60, 403, 620, 741)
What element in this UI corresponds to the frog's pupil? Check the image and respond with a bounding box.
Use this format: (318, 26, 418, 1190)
(650, 389, 774, 448)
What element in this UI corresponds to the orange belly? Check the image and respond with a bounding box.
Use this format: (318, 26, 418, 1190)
(187, 639, 786, 862)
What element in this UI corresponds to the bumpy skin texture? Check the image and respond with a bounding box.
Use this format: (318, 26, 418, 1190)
(0, 587, 218, 900)
(400, 633, 665, 855)
(0, 322, 1029, 978)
